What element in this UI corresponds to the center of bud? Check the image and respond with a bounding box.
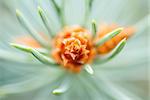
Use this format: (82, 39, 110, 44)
(63, 37, 89, 63)
(52, 26, 96, 73)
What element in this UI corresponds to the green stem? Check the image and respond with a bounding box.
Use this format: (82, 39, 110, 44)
(16, 10, 50, 48)
(38, 6, 54, 37)
(82, 0, 93, 27)
(95, 28, 123, 47)
(84, 64, 94, 75)
(52, 75, 73, 95)
(91, 19, 97, 38)
(10, 43, 57, 66)
(51, 0, 66, 27)
(95, 38, 126, 64)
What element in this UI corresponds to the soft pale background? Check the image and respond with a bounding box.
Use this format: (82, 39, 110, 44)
(0, 0, 149, 100)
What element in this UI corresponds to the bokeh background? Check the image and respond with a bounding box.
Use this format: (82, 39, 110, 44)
(0, 0, 149, 100)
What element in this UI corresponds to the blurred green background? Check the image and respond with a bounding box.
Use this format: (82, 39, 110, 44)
(0, 0, 149, 100)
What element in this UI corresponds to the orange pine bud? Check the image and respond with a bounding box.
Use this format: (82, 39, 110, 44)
(52, 25, 96, 73)
(14, 35, 41, 48)
(96, 23, 135, 54)
(14, 32, 48, 48)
